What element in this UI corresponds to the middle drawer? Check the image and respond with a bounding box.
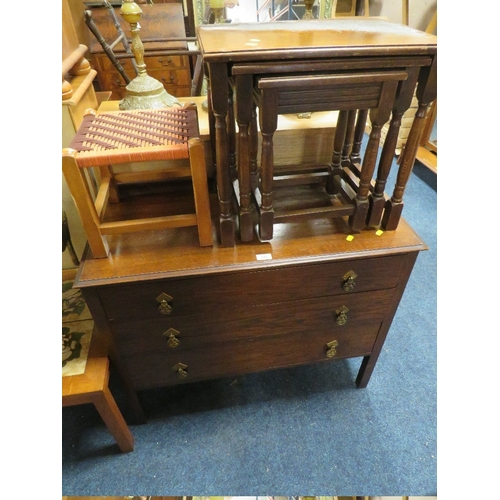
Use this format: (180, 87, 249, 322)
(112, 288, 394, 355)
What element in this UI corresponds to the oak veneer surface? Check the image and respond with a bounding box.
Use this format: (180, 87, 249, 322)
(197, 18, 437, 61)
(75, 213, 425, 286)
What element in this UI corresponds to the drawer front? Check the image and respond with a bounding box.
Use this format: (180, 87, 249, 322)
(98, 254, 407, 322)
(149, 69, 191, 88)
(113, 288, 394, 355)
(123, 322, 381, 389)
(145, 55, 189, 71)
(98, 54, 189, 72)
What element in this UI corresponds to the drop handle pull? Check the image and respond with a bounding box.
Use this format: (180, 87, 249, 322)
(172, 362, 188, 379)
(163, 328, 180, 348)
(156, 292, 173, 315)
(335, 305, 349, 325)
(326, 340, 338, 358)
(342, 270, 358, 292)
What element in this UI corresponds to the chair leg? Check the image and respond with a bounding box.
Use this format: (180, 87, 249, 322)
(92, 386, 135, 453)
(62, 150, 110, 258)
(188, 137, 213, 247)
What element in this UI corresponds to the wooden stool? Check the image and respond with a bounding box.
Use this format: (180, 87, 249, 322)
(62, 104, 213, 258)
(62, 331, 135, 453)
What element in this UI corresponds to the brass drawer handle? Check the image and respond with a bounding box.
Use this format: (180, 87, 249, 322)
(172, 362, 188, 379)
(156, 292, 173, 315)
(159, 57, 173, 66)
(342, 270, 358, 292)
(163, 328, 180, 348)
(326, 340, 338, 358)
(335, 305, 349, 325)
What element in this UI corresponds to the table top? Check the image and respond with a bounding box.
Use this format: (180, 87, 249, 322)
(197, 18, 437, 62)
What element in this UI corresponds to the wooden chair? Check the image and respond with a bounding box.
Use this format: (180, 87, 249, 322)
(62, 330, 135, 453)
(62, 103, 213, 258)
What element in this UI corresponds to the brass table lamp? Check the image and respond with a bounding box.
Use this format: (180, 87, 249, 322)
(119, 0, 181, 110)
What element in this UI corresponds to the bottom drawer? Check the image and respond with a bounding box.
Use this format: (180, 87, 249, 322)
(123, 323, 381, 389)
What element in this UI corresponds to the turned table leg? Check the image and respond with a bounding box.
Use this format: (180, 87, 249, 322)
(208, 62, 235, 246)
(383, 57, 437, 230)
(327, 110, 349, 194)
(368, 67, 420, 227)
(258, 87, 279, 241)
(350, 80, 400, 231)
(235, 73, 255, 242)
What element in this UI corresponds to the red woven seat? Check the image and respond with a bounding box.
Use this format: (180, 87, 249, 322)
(63, 104, 213, 258)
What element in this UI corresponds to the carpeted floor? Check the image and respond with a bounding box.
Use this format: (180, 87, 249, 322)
(62, 155, 437, 496)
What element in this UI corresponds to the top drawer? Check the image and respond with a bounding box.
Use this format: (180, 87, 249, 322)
(97, 253, 408, 322)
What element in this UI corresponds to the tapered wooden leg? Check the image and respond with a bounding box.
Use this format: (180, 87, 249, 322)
(188, 138, 213, 247)
(62, 150, 110, 258)
(93, 387, 135, 453)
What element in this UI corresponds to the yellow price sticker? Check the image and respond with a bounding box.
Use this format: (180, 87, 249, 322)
(376, 229, 384, 236)
(346, 235, 354, 241)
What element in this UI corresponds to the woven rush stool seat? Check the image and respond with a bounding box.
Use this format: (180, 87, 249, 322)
(63, 104, 213, 258)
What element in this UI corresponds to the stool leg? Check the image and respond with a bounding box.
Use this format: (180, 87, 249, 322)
(92, 386, 135, 453)
(188, 138, 213, 247)
(62, 150, 110, 258)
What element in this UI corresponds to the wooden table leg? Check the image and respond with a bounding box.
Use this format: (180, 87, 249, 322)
(368, 67, 419, 227)
(235, 73, 255, 242)
(350, 108, 368, 165)
(383, 57, 437, 230)
(327, 110, 349, 194)
(208, 62, 235, 246)
(350, 80, 399, 231)
(341, 109, 357, 166)
(258, 87, 279, 241)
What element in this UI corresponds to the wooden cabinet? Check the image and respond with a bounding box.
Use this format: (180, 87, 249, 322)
(87, 3, 192, 100)
(75, 202, 426, 392)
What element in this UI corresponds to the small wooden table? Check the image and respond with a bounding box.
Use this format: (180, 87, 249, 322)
(197, 19, 437, 246)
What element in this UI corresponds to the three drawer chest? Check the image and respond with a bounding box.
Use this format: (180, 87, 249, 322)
(75, 214, 426, 397)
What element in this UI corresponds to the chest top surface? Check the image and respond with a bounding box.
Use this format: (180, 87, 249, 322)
(75, 217, 427, 289)
(197, 18, 437, 62)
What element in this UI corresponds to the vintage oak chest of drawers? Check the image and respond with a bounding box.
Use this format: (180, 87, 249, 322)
(87, 3, 192, 100)
(75, 211, 426, 395)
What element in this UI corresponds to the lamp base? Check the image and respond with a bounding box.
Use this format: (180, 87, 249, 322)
(119, 73, 181, 110)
